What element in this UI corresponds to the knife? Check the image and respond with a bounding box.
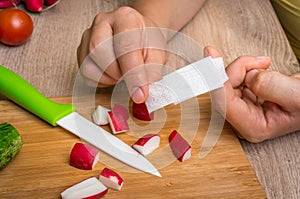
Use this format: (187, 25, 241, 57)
(0, 66, 161, 177)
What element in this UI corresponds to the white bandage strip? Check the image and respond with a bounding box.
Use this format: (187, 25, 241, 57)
(146, 56, 228, 112)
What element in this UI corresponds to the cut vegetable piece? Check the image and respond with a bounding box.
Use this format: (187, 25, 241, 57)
(92, 105, 110, 125)
(132, 134, 160, 156)
(61, 177, 108, 199)
(70, 143, 100, 170)
(112, 104, 129, 120)
(99, 168, 124, 191)
(0, 123, 23, 170)
(108, 111, 129, 134)
(169, 130, 191, 162)
(132, 101, 154, 121)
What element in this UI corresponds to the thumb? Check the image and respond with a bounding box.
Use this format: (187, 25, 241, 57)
(245, 70, 300, 108)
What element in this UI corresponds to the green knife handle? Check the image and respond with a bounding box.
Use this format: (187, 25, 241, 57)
(0, 66, 75, 126)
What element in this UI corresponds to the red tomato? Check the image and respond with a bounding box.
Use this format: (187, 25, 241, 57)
(0, 8, 34, 46)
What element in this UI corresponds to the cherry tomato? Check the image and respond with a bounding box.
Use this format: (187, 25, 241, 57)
(0, 8, 34, 46)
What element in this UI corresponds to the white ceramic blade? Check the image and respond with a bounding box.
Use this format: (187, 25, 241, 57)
(57, 112, 161, 177)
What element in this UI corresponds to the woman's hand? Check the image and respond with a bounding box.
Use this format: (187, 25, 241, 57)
(77, 6, 166, 103)
(77, 0, 206, 103)
(206, 46, 300, 142)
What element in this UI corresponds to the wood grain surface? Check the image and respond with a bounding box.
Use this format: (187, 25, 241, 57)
(0, 94, 265, 198)
(0, 0, 299, 198)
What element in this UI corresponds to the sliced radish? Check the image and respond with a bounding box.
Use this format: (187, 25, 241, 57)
(61, 177, 108, 199)
(70, 143, 100, 170)
(92, 105, 110, 126)
(112, 104, 130, 120)
(108, 111, 129, 134)
(99, 168, 124, 191)
(132, 134, 160, 156)
(169, 130, 192, 162)
(132, 101, 154, 121)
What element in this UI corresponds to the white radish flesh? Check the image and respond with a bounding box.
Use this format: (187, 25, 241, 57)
(132, 134, 160, 156)
(92, 105, 110, 125)
(99, 168, 124, 191)
(70, 143, 100, 170)
(169, 130, 192, 162)
(61, 177, 108, 199)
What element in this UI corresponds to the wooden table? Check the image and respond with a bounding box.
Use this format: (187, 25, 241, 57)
(0, 0, 299, 198)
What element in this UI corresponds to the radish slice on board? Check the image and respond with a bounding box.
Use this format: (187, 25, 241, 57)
(132, 101, 154, 121)
(70, 143, 100, 170)
(169, 130, 192, 162)
(99, 168, 124, 191)
(132, 134, 160, 156)
(92, 105, 110, 125)
(108, 111, 129, 134)
(61, 177, 108, 199)
(112, 104, 129, 120)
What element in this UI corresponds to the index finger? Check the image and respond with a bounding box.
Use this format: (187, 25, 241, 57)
(226, 56, 271, 88)
(113, 28, 148, 103)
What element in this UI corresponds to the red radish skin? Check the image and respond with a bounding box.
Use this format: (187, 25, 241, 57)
(92, 105, 110, 126)
(61, 177, 108, 199)
(169, 130, 192, 162)
(24, 0, 43, 12)
(70, 143, 100, 170)
(99, 168, 124, 191)
(0, 0, 21, 8)
(112, 104, 130, 120)
(42, 0, 61, 11)
(132, 134, 160, 156)
(132, 101, 154, 121)
(108, 111, 129, 134)
(44, 0, 57, 5)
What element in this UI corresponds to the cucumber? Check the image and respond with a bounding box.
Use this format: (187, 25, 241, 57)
(0, 123, 23, 169)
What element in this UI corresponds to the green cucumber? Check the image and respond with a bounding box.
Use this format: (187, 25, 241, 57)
(0, 123, 23, 169)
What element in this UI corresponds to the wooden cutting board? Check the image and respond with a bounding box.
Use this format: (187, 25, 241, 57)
(0, 92, 265, 198)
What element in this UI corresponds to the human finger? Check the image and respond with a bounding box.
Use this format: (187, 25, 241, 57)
(77, 13, 121, 87)
(80, 55, 118, 86)
(203, 46, 221, 58)
(111, 9, 150, 103)
(87, 13, 121, 82)
(77, 29, 90, 67)
(226, 56, 271, 88)
(144, 48, 166, 82)
(245, 70, 300, 109)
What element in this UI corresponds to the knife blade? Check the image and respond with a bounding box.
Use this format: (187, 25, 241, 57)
(0, 66, 161, 177)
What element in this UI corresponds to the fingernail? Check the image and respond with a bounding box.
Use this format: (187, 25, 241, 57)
(245, 69, 259, 85)
(132, 88, 145, 103)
